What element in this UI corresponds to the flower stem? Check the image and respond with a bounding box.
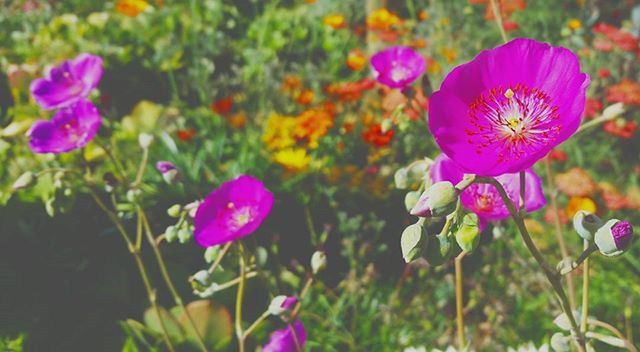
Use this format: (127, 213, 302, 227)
(132, 146, 149, 188)
(290, 276, 314, 321)
(236, 244, 247, 352)
(477, 177, 586, 351)
(489, 0, 509, 43)
(455, 251, 467, 350)
(559, 243, 598, 276)
(138, 208, 209, 352)
(242, 311, 270, 341)
(208, 242, 233, 274)
(580, 240, 589, 335)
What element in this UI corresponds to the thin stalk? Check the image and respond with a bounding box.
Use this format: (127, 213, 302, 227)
(214, 272, 258, 292)
(304, 206, 319, 245)
(559, 244, 598, 276)
(139, 209, 208, 352)
(477, 177, 586, 351)
(208, 242, 232, 274)
(588, 319, 639, 352)
(519, 171, 526, 212)
(455, 252, 467, 349)
(489, 0, 509, 43)
(290, 276, 314, 320)
(236, 245, 247, 352)
(242, 311, 270, 340)
(132, 146, 150, 188)
(544, 157, 577, 309)
(580, 240, 590, 335)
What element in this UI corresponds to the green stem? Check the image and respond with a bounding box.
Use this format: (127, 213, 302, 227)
(207, 242, 232, 274)
(236, 244, 247, 352)
(242, 311, 270, 340)
(214, 272, 257, 292)
(477, 177, 586, 351)
(580, 240, 589, 335)
(455, 251, 467, 349)
(290, 276, 314, 321)
(489, 0, 509, 43)
(139, 209, 209, 352)
(559, 244, 598, 276)
(132, 146, 149, 188)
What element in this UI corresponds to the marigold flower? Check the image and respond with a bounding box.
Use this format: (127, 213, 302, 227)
(227, 111, 247, 129)
(323, 14, 346, 29)
(29, 100, 101, 154)
(262, 113, 297, 150)
(548, 149, 567, 163)
(273, 148, 311, 172)
(566, 196, 597, 218)
(366, 8, 400, 31)
(584, 98, 603, 119)
(346, 50, 367, 71)
(598, 68, 611, 78)
(211, 96, 233, 115)
(567, 19, 582, 30)
(599, 182, 629, 210)
(294, 109, 333, 148)
(555, 167, 596, 197)
(418, 10, 429, 21)
(362, 123, 394, 147)
(371, 46, 425, 89)
(606, 79, 640, 106)
(176, 128, 196, 141)
(194, 175, 273, 247)
(429, 38, 589, 176)
(296, 90, 314, 105)
(116, 0, 149, 17)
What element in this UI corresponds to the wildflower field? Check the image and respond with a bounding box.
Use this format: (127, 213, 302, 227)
(1, 0, 640, 351)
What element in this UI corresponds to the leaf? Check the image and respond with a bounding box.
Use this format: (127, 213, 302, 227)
(585, 332, 627, 348)
(143, 306, 184, 341)
(172, 299, 233, 350)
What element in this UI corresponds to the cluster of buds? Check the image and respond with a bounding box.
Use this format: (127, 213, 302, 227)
(163, 201, 200, 243)
(573, 210, 634, 257)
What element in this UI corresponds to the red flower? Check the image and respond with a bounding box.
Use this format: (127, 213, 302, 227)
(548, 149, 567, 163)
(211, 96, 233, 115)
(362, 123, 394, 147)
(603, 119, 637, 139)
(177, 128, 197, 141)
(598, 68, 611, 79)
(502, 20, 519, 32)
(606, 79, 640, 106)
(584, 98, 603, 119)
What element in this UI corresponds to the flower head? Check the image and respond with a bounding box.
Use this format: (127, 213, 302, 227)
(29, 100, 101, 154)
(194, 175, 274, 247)
(156, 161, 181, 184)
(273, 148, 311, 172)
(366, 8, 400, 30)
(431, 154, 545, 226)
(371, 46, 425, 89)
(429, 38, 589, 176)
(268, 295, 298, 316)
(262, 320, 306, 352)
(323, 14, 346, 29)
(116, 0, 149, 17)
(30, 53, 103, 110)
(595, 219, 634, 256)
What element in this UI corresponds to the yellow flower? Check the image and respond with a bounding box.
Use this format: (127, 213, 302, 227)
(274, 148, 311, 172)
(567, 19, 582, 30)
(116, 0, 149, 17)
(440, 47, 457, 64)
(566, 196, 597, 218)
(346, 50, 367, 71)
(366, 8, 400, 30)
(323, 14, 346, 29)
(262, 113, 297, 151)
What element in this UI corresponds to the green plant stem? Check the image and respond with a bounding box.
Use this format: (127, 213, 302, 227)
(208, 242, 233, 274)
(544, 157, 577, 309)
(559, 244, 598, 276)
(304, 206, 319, 245)
(242, 311, 270, 341)
(588, 319, 639, 352)
(476, 177, 586, 351)
(138, 208, 209, 352)
(88, 190, 175, 352)
(132, 146, 150, 188)
(489, 0, 509, 43)
(214, 272, 258, 292)
(290, 276, 314, 321)
(580, 240, 590, 335)
(455, 251, 467, 350)
(236, 244, 247, 352)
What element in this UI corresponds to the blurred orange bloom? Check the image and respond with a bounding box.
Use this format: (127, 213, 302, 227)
(346, 50, 367, 71)
(555, 167, 596, 197)
(324, 14, 346, 29)
(176, 128, 196, 142)
(418, 10, 429, 21)
(116, 0, 149, 17)
(227, 111, 247, 129)
(211, 96, 233, 115)
(606, 79, 640, 106)
(296, 90, 314, 105)
(567, 19, 582, 30)
(295, 108, 334, 148)
(603, 119, 637, 138)
(584, 98, 603, 119)
(281, 75, 302, 92)
(566, 196, 597, 218)
(470, 0, 526, 20)
(363, 123, 394, 147)
(544, 206, 568, 225)
(599, 182, 628, 211)
(366, 8, 400, 30)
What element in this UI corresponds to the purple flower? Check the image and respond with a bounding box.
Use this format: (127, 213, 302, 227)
(194, 175, 274, 247)
(156, 161, 177, 173)
(268, 295, 298, 316)
(431, 154, 546, 227)
(262, 320, 306, 352)
(156, 161, 181, 184)
(370, 46, 426, 89)
(428, 38, 590, 176)
(28, 100, 102, 154)
(30, 53, 103, 110)
(595, 219, 634, 256)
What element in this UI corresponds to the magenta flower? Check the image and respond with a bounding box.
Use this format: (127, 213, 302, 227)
(429, 38, 589, 176)
(28, 100, 102, 154)
(431, 154, 546, 227)
(194, 175, 274, 247)
(262, 320, 306, 352)
(30, 53, 103, 110)
(370, 46, 426, 89)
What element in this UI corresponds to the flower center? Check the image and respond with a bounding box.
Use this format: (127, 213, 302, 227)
(390, 65, 409, 82)
(465, 84, 562, 163)
(227, 204, 257, 231)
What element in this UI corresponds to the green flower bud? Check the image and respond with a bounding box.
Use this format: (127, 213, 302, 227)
(164, 225, 178, 243)
(12, 172, 36, 190)
(167, 204, 182, 218)
(311, 251, 327, 275)
(594, 219, 634, 257)
(204, 246, 220, 264)
(573, 210, 603, 241)
(400, 223, 427, 263)
(424, 233, 453, 266)
(404, 191, 420, 212)
(410, 181, 458, 218)
(455, 213, 480, 253)
(394, 167, 409, 189)
(550, 333, 571, 352)
(192, 270, 210, 286)
(177, 228, 192, 243)
(138, 133, 154, 148)
(126, 189, 141, 203)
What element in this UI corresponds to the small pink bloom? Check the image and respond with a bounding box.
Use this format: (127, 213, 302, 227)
(263, 320, 306, 352)
(370, 46, 426, 89)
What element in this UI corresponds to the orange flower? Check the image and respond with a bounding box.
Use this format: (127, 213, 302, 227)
(323, 14, 346, 29)
(362, 123, 394, 147)
(470, 0, 525, 20)
(176, 128, 196, 141)
(599, 182, 628, 211)
(440, 47, 457, 64)
(544, 206, 568, 225)
(366, 8, 400, 31)
(116, 0, 149, 17)
(548, 149, 567, 163)
(346, 50, 367, 71)
(281, 75, 301, 92)
(584, 98, 603, 119)
(294, 108, 334, 148)
(296, 90, 314, 105)
(603, 119, 637, 139)
(418, 10, 429, 21)
(606, 79, 640, 106)
(227, 111, 247, 129)
(211, 96, 233, 115)
(567, 19, 582, 31)
(566, 196, 597, 218)
(555, 167, 597, 197)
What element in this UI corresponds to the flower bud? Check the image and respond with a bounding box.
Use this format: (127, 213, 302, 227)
(410, 181, 458, 217)
(178, 228, 193, 243)
(404, 191, 420, 212)
(455, 213, 480, 253)
(138, 133, 154, 148)
(394, 167, 408, 189)
(268, 295, 298, 316)
(192, 270, 210, 286)
(311, 251, 327, 274)
(126, 189, 141, 203)
(400, 223, 426, 263)
(156, 161, 181, 184)
(204, 246, 220, 264)
(550, 333, 571, 352)
(424, 233, 453, 266)
(572, 210, 603, 241)
(12, 171, 36, 190)
(167, 204, 182, 218)
(594, 219, 634, 257)
(164, 225, 178, 243)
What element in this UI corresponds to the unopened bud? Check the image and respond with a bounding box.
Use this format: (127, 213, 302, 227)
(167, 204, 182, 218)
(455, 213, 480, 253)
(594, 219, 634, 257)
(177, 228, 193, 243)
(12, 172, 36, 190)
(204, 246, 220, 264)
(404, 191, 420, 212)
(573, 210, 603, 241)
(311, 251, 327, 274)
(268, 295, 298, 316)
(156, 161, 181, 184)
(138, 133, 154, 148)
(550, 333, 571, 352)
(394, 167, 408, 189)
(192, 270, 210, 286)
(164, 225, 178, 243)
(400, 223, 426, 263)
(410, 181, 458, 217)
(423, 233, 453, 266)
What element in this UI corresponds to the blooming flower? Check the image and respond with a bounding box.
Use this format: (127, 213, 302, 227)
(273, 148, 311, 172)
(566, 196, 597, 218)
(366, 8, 400, 30)
(605, 79, 640, 106)
(116, 0, 149, 17)
(431, 154, 546, 227)
(371, 46, 426, 89)
(211, 96, 233, 115)
(363, 123, 394, 147)
(555, 167, 596, 197)
(603, 119, 637, 138)
(323, 14, 346, 29)
(262, 320, 306, 352)
(30, 53, 103, 110)
(262, 113, 297, 151)
(294, 108, 333, 148)
(429, 38, 590, 176)
(29, 100, 101, 154)
(346, 50, 367, 71)
(194, 175, 274, 247)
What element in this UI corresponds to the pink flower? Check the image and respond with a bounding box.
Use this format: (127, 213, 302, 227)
(431, 154, 546, 227)
(262, 320, 306, 352)
(428, 38, 589, 176)
(194, 175, 274, 247)
(370, 46, 426, 89)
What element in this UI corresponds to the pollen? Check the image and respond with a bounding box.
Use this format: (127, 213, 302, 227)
(504, 88, 514, 99)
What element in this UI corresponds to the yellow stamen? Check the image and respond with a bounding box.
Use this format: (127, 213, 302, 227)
(504, 88, 514, 99)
